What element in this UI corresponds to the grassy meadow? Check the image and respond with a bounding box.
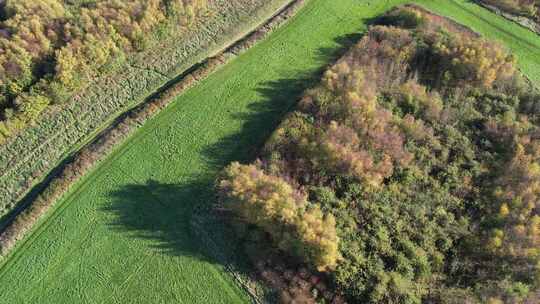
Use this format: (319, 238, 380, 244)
(0, 0, 539, 303)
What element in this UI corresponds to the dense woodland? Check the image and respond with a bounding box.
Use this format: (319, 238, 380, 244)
(482, 0, 540, 21)
(0, 0, 207, 143)
(220, 6, 540, 303)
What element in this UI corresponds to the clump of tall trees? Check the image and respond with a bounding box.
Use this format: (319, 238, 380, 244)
(220, 162, 340, 272)
(0, 0, 207, 143)
(219, 5, 540, 303)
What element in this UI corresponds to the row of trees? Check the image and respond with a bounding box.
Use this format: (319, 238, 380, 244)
(0, 0, 207, 143)
(220, 5, 539, 303)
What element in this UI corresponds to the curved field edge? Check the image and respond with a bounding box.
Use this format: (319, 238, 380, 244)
(0, 0, 296, 223)
(0, 0, 539, 303)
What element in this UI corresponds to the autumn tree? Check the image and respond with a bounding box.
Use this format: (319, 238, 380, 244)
(430, 33, 517, 88)
(0, 0, 208, 142)
(220, 162, 340, 271)
(485, 136, 540, 288)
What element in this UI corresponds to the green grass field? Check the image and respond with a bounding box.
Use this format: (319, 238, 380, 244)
(0, 0, 539, 303)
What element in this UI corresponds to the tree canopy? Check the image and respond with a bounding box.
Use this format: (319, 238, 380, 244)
(219, 5, 540, 303)
(0, 0, 207, 143)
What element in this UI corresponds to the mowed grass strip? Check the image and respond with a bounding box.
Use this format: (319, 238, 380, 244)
(0, 0, 539, 303)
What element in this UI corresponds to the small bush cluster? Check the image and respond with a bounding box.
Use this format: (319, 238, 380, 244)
(219, 5, 540, 303)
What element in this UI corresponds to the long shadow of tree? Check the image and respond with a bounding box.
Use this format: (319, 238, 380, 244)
(316, 32, 364, 64)
(104, 178, 215, 261)
(103, 32, 366, 272)
(201, 74, 318, 171)
(203, 33, 367, 170)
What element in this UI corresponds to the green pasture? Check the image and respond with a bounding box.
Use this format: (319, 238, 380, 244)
(0, 0, 539, 303)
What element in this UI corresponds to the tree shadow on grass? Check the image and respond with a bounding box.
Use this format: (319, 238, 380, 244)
(103, 31, 366, 280)
(202, 32, 369, 170)
(103, 178, 216, 261)
(316, 32, 364, 65)
(201, 74, 319, 171)
(102, 72, 317, 265)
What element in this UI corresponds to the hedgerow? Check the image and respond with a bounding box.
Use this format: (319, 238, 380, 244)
(219, 5, 540, 303)
(480, 0, 539, 20)
(476, 0, 540, 35)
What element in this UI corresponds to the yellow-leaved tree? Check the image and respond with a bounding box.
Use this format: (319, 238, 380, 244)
(220, 162, 340, 271)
